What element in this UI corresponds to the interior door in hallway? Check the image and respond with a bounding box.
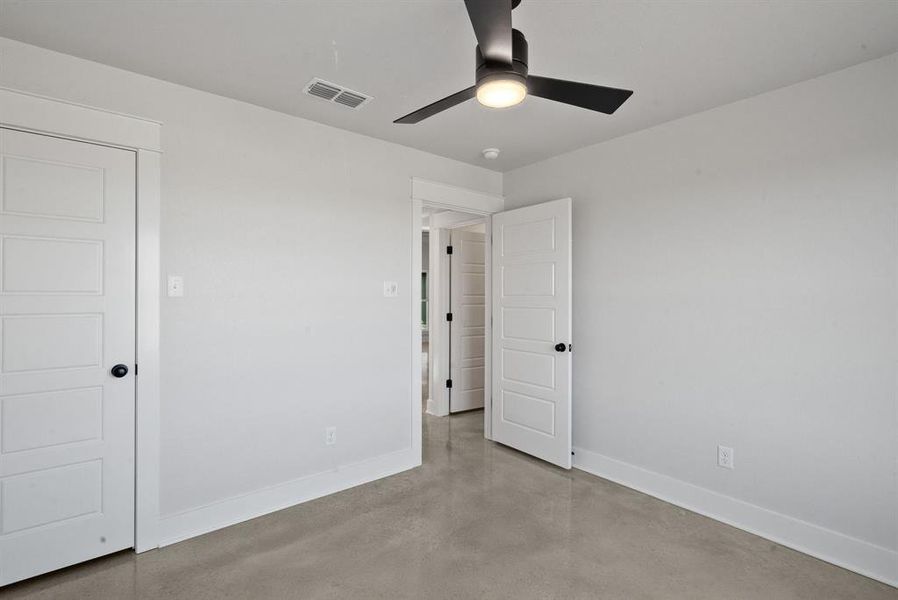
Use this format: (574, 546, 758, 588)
(0, 128, 136, 585)
(491, 198, 572, 468)
(449, 228, 486, 412)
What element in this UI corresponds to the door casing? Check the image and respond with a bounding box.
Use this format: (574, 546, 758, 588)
(411, 179, 503, 451)
(0, 87, 162, 554)
(411, 182, 574, 466)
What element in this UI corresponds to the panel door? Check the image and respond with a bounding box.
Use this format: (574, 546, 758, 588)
(0, 128, 136, 585)
(449, 229, 486, 412)
(491, 198, 572, 468)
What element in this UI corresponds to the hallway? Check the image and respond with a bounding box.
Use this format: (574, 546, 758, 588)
(4, 411, 893, 599)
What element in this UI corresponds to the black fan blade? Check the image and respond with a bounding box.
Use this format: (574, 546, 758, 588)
(464, 0, 513, 64)
(394, 87, 477, 124)
(528, 75, 633, 115)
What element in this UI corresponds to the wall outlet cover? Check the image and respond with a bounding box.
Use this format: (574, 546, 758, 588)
(718, 445, 734, 469)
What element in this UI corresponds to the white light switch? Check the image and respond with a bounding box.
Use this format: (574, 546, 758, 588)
(383, 281, 399, 297)
(167, 275, 184, 297)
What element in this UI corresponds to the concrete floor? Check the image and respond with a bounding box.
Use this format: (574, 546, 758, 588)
(4, 411, 895, 599)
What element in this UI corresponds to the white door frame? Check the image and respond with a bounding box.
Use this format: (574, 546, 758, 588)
(429, 219, 486, 417)
(428, 211, 490, 418)
(0, 87, 162, 553)
(410, 178, 503, 454)
(426, 226, 451, 417)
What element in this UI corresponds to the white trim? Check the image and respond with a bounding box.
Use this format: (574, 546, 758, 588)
(427, 227, 451, 417)
(410, 197, 424, 467)
(411, 180, 503, 456)
(482, 215, 493, 439)
(573, 447, 898, 588)
(412, 177, 503, 214)
(0, 87, 162, 152)
(159, 448, 418, 546)
(135, 149, 162, 551)
(0, 87, 163, 554)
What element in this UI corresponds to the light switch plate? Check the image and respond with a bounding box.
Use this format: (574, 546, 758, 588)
(383, 281, 399, 297)
(167, 275, 184, 297)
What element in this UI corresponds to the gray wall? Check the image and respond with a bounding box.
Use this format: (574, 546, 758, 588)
(504, 54, 897, 555)
(0, 37, 501, 518)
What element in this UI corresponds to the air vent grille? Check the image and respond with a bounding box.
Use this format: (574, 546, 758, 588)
(334, 91, 367, 108)
(304, 78, 372, 110)
(307, 81, 340, 100)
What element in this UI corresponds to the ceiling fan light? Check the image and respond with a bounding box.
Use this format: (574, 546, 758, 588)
(476, 77, 527, 108)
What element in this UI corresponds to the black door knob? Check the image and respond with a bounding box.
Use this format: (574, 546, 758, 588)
(111, 364, 129, 378)
(554, 343, 566, 352)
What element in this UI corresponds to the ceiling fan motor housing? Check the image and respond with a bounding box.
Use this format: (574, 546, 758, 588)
(392, 1, 633, 124)
(475, 28, 529, 88)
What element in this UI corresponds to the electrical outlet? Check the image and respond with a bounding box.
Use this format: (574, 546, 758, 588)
(325, 426, 337, 446)
(718, 445, 734, 469)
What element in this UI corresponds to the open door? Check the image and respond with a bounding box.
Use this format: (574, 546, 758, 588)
(449, 229, 486, 412)
(491, 198, 572, 468)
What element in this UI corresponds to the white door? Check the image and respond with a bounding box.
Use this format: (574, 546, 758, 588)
(491, 198, 572, 468)
(449, 229, 486, 412)
(0, 128, 136, 585)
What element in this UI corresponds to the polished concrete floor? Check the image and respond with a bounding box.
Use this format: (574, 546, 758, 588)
(5, 411, 895, 599)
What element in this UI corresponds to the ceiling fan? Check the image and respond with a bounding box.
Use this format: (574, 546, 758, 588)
(394, 0, 633, 124)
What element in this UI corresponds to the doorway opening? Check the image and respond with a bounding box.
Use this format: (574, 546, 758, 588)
(421, 208, 489, 420)
(411, 183, 573, 471)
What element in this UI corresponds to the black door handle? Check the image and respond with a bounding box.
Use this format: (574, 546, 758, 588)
(111, 364, 129, 378)
(554, 343, 566, 352)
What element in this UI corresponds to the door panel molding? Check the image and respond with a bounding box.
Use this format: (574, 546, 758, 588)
(450, 229, 487, 413)
(491, 198, 572, 469)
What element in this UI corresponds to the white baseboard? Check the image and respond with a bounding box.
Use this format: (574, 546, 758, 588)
(425, 398, 448, 417)
(573, 447, 897, 588)
(159, 447, 419, 547)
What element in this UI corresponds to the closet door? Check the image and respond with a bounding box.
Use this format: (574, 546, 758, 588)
(0, 128, 136, 585)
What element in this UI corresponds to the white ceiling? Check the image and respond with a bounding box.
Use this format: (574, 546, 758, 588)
(1, 0, 896, 172)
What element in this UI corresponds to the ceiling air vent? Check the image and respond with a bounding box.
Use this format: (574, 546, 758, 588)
(304, 78, 372, 110)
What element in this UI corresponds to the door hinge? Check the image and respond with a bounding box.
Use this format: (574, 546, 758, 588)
(446, 379, 453, 389)
(446, 245, 453, 255)
(446, 312, 453, 322)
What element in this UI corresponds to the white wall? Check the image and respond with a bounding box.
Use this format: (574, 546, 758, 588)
(504, 54, 898, 582)
(456, 222, 486, 233)
(2, 33, 895, 583)
(0, 38, 501, 534)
